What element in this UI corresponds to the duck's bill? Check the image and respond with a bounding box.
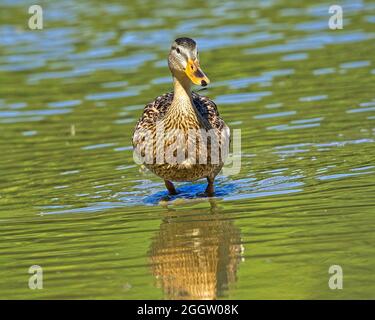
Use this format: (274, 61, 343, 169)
(185, 59, 210, 86)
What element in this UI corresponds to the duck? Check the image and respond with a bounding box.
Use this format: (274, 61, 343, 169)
(132, 37, 230, 197)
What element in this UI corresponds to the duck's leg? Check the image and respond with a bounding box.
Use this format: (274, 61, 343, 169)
(164, 180, 177, 195)
(205, 177, 215, 197)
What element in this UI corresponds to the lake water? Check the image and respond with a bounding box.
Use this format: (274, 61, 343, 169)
(1, 0, 375, 299)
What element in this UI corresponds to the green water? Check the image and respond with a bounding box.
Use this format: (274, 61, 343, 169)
(1, 0, 375, 299)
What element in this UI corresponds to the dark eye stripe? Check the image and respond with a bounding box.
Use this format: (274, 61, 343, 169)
(172, 46, 189, 61)
(172, 46, 183, 55)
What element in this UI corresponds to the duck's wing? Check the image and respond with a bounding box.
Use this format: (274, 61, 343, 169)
(132, 92, 173, 147)
(134, 92, 173, 132)
(192, 92, 227, 131)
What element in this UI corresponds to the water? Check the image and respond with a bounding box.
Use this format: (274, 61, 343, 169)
(1, 0, 375, 299)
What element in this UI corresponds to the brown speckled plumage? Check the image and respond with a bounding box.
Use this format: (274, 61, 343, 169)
(134, 92, 226, 133)
(132, 92, 229, 182)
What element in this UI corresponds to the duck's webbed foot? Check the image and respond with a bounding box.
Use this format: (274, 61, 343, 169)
(164, 180, 177, 195)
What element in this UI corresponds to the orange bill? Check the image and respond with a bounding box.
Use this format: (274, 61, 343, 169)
(185, 59, 210, 86)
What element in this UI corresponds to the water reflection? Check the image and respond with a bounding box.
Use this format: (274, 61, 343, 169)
(148, 200, 243, 299)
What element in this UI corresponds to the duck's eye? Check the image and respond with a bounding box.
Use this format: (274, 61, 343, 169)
(176, 48, 181, 54)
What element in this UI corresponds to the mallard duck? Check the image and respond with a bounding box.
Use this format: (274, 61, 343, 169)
(132, 37, 229, 196)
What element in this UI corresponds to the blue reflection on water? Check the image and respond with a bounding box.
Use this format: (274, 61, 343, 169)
(144, 182, 238, 205)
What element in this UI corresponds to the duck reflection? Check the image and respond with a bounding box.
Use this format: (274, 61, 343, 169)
(148, 200, 243, 300)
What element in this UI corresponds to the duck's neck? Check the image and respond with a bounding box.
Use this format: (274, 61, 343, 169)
(168, 76, 196, 117)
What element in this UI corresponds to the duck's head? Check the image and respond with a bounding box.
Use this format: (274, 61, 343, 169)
(168, 37, 210, 87)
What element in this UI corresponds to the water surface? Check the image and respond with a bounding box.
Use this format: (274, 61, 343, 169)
(1, 0, 375, 299)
